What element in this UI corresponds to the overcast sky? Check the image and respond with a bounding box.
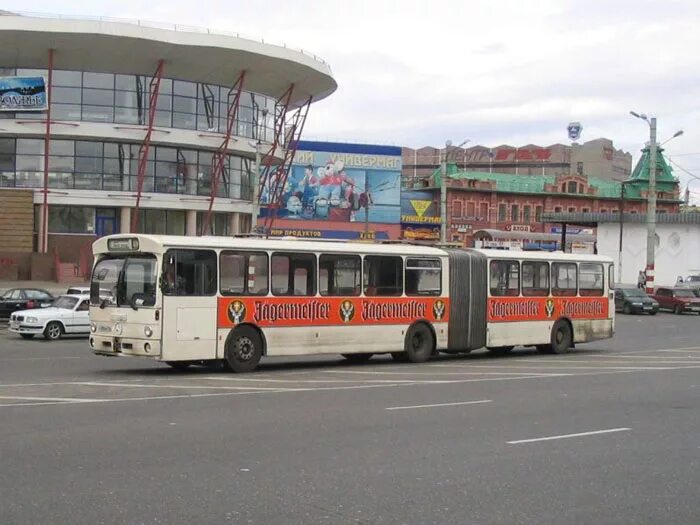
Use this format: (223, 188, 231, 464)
(4, 0, 700, 192)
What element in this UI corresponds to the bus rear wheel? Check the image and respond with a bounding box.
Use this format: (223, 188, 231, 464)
(341, 353, 373, 363)
(539, 320, 573, 355)
(225, 326, 263, 373)
(403, 323, 435, 363)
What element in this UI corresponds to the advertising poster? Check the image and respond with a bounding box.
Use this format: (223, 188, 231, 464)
(0, 77, 47, 111)
(400, 190, 440, 241)
(259, 142, 402, 225)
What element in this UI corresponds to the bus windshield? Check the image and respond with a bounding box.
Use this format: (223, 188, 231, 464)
(91, 255, 158, 308)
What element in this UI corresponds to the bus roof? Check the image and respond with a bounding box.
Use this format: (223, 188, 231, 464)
(474, 248, 613, 263)
(93, 234, 613, 263)
(93, 234, 448, 257)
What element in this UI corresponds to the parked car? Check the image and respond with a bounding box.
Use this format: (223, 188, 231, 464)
(66, 286, 90, 295)
(0, 288, 54, 319)
(8, 294, 90, 340)
(651, 287, 700, 315)
(615, 287, 659, 315)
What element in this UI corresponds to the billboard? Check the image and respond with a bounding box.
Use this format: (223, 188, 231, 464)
(259, 141, 401, 224)
(0, 77, 47, 111)
(401, 190, 440, 241)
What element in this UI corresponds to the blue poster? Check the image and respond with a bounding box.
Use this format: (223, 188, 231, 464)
(0, 77, 47, 111)
(259, 142, 402, 224)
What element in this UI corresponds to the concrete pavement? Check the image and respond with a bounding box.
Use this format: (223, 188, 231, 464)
(1, 313, 700, 524)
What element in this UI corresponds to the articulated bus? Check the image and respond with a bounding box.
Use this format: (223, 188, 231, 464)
(89, 234, 615, 372)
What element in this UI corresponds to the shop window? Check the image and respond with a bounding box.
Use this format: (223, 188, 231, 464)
(498, 203, 507, 222)
(490, 260, 519, 296)
(405, 258, 441, 296)
(220, 251, 268, 296)
(363, 256, 403, 296)
(48, 206, 95, 234)
(511, 204, 519, 221)
(535, 206, 543, 221)
(271, 252, 316, 296)
(523, 205, 531, 223)
(319, 254, 361, 296)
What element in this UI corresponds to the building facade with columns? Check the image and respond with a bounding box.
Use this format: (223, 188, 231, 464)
(0, 12, 335, 280)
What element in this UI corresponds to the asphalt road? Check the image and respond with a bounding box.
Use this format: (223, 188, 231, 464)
(1, 313, 700, 524)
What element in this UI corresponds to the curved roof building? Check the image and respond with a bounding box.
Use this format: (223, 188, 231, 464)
(0, 12, 336, 277)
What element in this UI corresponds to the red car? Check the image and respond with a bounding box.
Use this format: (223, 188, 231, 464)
(651, 287, 700, 315)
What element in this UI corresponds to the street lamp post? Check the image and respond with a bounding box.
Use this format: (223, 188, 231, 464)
(440, 138, 470, 243)
(630, 111, 683, 292)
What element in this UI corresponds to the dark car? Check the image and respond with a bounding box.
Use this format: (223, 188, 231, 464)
(0, 288, 54, 319)
(651, 287, 700, 315)
(615, 287, 659, 315)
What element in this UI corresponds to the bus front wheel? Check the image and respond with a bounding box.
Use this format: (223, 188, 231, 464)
(539, 320, 573, 355)
(403, 323, 435, 363)
(225, 326, 263, 373)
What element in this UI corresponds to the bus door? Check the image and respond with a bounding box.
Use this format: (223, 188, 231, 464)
(160, 249, 218, 361)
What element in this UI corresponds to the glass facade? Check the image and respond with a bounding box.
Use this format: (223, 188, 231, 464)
(0, 68, 277, 142)
(0, 138, 253, 199)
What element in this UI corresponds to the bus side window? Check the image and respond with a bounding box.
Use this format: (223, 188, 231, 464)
(319, 254, 361, 296)
(489, 260, 519, 296)
(220, 251, 269, 296)
(522, 261, 549, 296)
(162, 249, 217, 296)
(271, 252, 316, 296)
(552, 262, 577, 296)
(405, 258, 441, 296)
(579, 263, 604, 296)
(363, 256, 403, 296)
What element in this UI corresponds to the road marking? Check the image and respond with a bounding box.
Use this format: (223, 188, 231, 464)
(386, 400, 492, 411)
(325, 368, 569, 377)
(0, 395, 102, 403)
(70, 381, 299, 391)
(0, 356, 83, 361)
(507, 427, 631, 444)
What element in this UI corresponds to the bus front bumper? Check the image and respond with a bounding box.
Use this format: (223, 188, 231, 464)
(90, 335, 161, 357)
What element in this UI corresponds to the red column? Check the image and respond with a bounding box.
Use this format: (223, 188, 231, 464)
(40, 48, 54, 253)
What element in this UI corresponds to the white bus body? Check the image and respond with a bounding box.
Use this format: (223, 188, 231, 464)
(89, 235, 614, 371)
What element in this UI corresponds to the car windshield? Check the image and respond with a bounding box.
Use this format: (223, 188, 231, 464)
(675, 289, 696, 298)
(622, 289, 648, 298)
(53, 296, 79, 310)
(91, 254, 157, 307)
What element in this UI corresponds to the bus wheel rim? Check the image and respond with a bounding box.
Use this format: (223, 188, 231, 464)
(237, 337, 254, 361)
(412, 332, 423, 350)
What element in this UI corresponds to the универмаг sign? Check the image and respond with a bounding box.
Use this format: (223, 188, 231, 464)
(0, 77, 47, 111)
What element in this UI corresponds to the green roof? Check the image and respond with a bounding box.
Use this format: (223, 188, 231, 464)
(629, 146, 678, 191)
(431, 146, 679, 201)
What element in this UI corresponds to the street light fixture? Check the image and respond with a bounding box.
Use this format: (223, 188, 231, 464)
(629, 112, 683, 292)
(630, 109, 657, 293)
(440, 138, 471, 242)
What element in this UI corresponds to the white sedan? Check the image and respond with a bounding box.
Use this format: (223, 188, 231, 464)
(9, 294, 91, 340)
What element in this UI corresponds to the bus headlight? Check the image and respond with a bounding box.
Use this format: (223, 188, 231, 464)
(90, 322, 97, 333)
(114, 322, 123, 335)
(144, 325, 153, 338)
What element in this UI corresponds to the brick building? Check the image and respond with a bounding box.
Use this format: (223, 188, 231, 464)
(402, 138, 633, 186)
(406, 145, 680, 248)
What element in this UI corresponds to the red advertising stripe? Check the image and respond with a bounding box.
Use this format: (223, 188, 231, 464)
(217, 296, 450, 328)
(487, 297, 609, 323)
